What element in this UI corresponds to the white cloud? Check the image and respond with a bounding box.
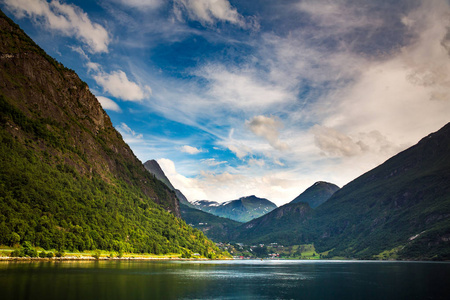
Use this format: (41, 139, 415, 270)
(198, 65, 293, 111)
(93, 70, 151, 101)
(116, 123, 143, 143)
(173, 0, 250, 28)
(157, 158, 311, 205)
(318, 1, 450, 148)
(158, 158, 208, 201)
(246, 115, 289, 151)
(86, 61, 101, 72)
(311, 125, 364, 157)
(97, 96, 122, 112)
(180, 145, 203, 155)
(4, 0, 110, 53)
(151, 1, 450, 206)
(248, 158, 265, 167)
(296, 0, 382, 33)
(311, 125, 402, 158)
(226, 144, 251, 159)
(111, 0, 162, 10)
(201, 158, 227, 167)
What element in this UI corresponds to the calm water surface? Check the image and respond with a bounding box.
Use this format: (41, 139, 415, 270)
(1, 260, 449, 299)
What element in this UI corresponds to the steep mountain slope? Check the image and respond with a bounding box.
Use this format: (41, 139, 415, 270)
(192, 196, 278, 223)
(311, 122, 450, 259)
(234, 202, 313, 245)
(144, 160, 191, 207)
(233, 123, 450, 260)
(290, 181, 339, 208)
(0, 10, 223, 257)
(230, 180, 338, 244)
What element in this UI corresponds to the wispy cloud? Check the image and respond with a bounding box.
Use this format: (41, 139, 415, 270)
(201, 158, 227, 167)
(246, 115, 289, 151)
(116, 123, 143, 143)
(3, 0, 110, 53)
(10, 0, 450, 205)
(111, 0, 163, 10)
(296, 0, 382, 33)
(197, 64, 294, 111)
(92, 69, 151, 102)
(173, 0, 256, 29)
(180, 145, 203, 155)
(97, 96, 122, 113)
(153, 0, 450, 203)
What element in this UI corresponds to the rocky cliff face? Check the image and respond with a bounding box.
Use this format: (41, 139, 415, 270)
(0, 10, 180, 216)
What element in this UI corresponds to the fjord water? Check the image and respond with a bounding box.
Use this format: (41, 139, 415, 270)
(1, 260, 449, 300)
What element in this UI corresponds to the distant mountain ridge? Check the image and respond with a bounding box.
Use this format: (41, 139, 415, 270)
(290, 181, 339, 208)
(232, 123, 450, 260)
(192, 196, 277, 223)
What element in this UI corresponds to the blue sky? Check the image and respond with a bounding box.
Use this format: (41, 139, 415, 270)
(3, 0, 450, 205)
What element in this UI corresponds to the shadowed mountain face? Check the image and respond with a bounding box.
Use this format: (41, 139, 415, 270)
(311, 122, 450, 259)
(192, 196, 278, 223)
(233, 202, 314, 245)
(0, 11, 179, 216)
(233, 123, 450, 260)
(0, 10, 226, 257)
(290, 181, 339, 208)
(180, 204, 240, 242)
(144, 160, 191, 207)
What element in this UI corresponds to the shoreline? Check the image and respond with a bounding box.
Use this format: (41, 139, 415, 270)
(1, 256, 447, 262)
(0, 256, 211, 261)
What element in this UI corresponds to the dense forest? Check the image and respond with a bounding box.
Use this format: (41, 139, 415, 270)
(0, 94, 223, 257)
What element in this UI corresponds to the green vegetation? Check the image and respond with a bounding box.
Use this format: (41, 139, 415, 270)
(218, 243, 320, 259)
(289, 181, 339, 208)
(232, 202, 313, 246)
(0, 9, 228, 260)
(0, 118, 224, 256)
(180, 204, 240, 242)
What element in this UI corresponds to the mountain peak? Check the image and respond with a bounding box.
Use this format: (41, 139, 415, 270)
(143, 159, 192, 206)
(192, 195, 277, 223)
(290, 181, 339, 208)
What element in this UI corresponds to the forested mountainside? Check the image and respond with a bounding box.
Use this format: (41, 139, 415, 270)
(180, 204, 240, 242)
(233, 123, 450, 260)
(0, 9, 224, 257)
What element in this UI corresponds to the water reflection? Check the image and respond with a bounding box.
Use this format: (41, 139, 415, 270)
(1, 260, 449, 300)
